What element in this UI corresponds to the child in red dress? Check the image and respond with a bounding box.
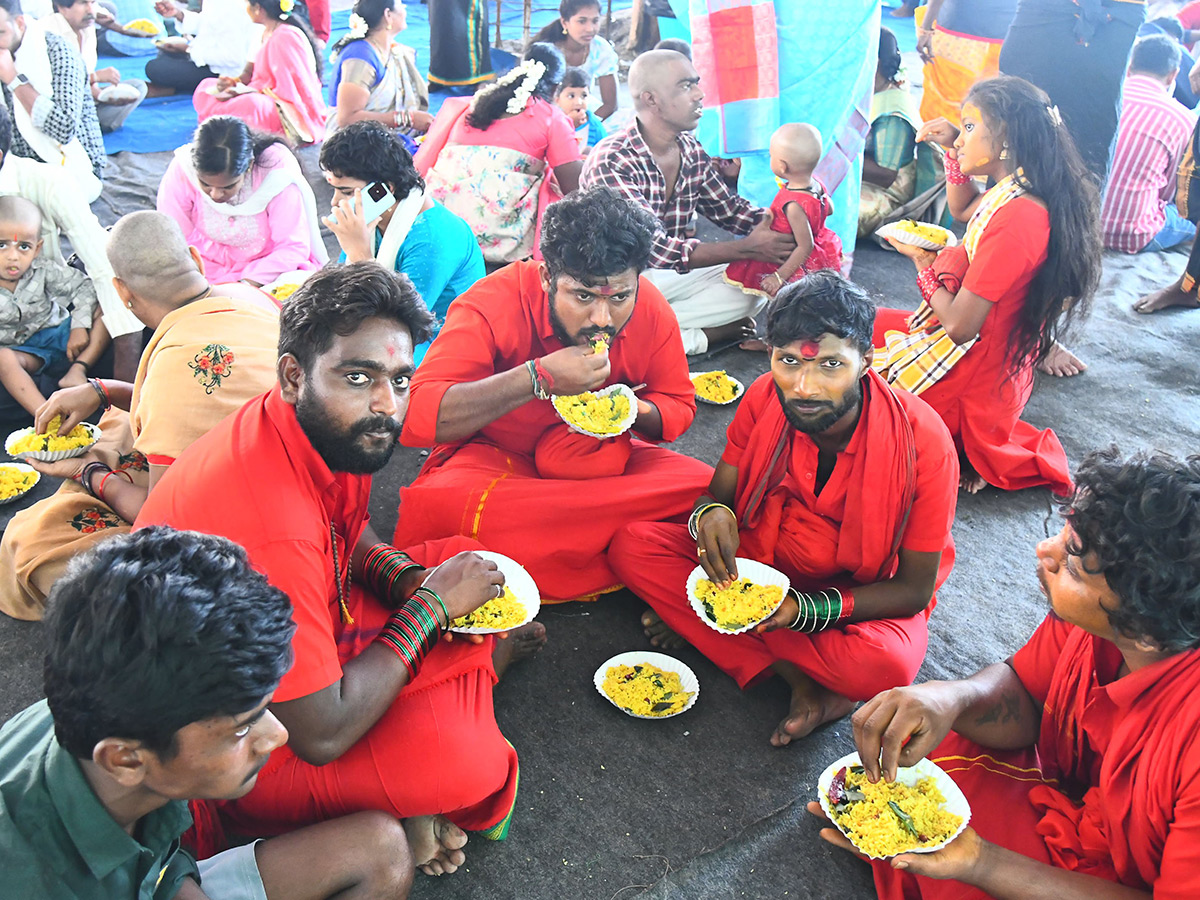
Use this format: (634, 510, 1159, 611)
(725, 123, 844, 297)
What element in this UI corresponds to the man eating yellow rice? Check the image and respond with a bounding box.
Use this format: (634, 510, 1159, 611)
(602, 663, 692, 716)
(695, 577, 784, 630)
(451, 587, 526, 629)
(552, 390, 631, 435)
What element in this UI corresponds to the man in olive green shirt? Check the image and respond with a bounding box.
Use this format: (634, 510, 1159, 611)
(0, 527, 416, 899)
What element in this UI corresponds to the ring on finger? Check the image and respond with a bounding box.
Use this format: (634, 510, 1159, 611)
(495, 583, 503, 599)
(698, 547, 707, 556)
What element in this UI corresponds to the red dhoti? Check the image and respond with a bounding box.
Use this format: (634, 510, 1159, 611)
(609, 522, 929, 698)
(220, 537, 519, 840)
(395, 441, 713, 603)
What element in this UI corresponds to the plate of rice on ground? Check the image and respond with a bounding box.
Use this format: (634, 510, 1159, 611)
(446, 550, 541, 634)
(0, 463, 40, 505)
(690, 371, 744, 405)
(594, 651, 699, 719)
(876, 220, 959, 251)
(686, 558, 791, 634)
(6, 418, 100, 462)
(550, 384, 637, 439)
(817, 751, 971, 859)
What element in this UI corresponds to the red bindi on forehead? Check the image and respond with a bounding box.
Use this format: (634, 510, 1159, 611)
(800, 340, 821, 359)
(593, 284, 620, 295)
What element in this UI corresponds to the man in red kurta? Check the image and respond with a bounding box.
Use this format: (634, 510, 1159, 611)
(827, 449, 1200, 900)
(610, 272, 958, 745)
(396, 187, 714, 602)
(137, 263, 533, 879)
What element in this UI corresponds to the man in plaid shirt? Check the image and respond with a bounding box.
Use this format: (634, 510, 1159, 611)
(581, 49, 794, 354)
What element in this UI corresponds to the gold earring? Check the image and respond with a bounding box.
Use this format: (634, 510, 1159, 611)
(999, 142, 1009, 161)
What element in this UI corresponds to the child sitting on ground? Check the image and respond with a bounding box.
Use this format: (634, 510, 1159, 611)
(556, 66, 605, 152)
(724, 122, 843, 297)
(0, 197, 99, 417)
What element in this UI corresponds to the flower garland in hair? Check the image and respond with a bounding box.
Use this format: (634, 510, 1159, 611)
(348, 12, 369, 37)
(505, 59, 547, 115)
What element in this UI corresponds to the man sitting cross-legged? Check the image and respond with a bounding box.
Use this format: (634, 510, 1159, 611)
(610, 271, 959, 745)
(0, 526, 415, 899)
(395, 186, 714, 603)
(814, 448, 1200, 900)
(136, 262, 543, 877)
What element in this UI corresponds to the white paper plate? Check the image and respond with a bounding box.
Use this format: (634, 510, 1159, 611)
(593, 651, 699, 719)
(550, 384, 638, 439)
(446, 550, 541, 634)
(817, 750, 972, 859)
(689, 371, 745, 406)
(5, 422, 100, 462)
(0, 462, 40, 506)
(876, 221, 959, 251)
(686, 558, 790, 635)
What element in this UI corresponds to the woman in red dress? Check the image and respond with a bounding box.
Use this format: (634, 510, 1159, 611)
(874, 76, 1101, 494)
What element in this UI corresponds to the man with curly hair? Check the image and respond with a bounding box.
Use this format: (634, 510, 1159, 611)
(818, 448, 1200, 900)
(396, 186, 713, 603)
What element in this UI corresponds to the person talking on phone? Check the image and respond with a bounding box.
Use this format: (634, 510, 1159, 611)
(157, 116, 327, 287)
(320, 121, 484, 365)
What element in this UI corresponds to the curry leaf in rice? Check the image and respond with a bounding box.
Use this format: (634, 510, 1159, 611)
(450, 587, 526, 629)
(694, 577, 784, 630)
(601, 663, 692, 717)
(826, 767, 963, 857)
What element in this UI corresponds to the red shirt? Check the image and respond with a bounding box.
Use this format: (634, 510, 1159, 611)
(402, 259, 697, 452)
(723, 374, 958, 559)
(135, 387, 371, 702)
(1011, 615, 1200, 895)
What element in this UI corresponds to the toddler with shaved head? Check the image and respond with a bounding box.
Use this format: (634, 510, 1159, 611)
(0, 195, 98, 417)
(725, 122, 844, 298)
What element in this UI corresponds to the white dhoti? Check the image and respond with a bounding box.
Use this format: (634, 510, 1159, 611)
(643, 266, 766, 355)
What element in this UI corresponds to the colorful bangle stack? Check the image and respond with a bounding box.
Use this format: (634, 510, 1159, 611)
(787, 587, 855, 633)
(394, 108, 413, 129)
(362, 543, 423, 603)
(375, 590, 445, 679)
(80, 461, 111, 500)
(88, 377, 111, 411)
(917, 266, 941, 303)
(412, 585, 450, 628)
(688, 502, 733, 540)
(943, 154, 970, 186)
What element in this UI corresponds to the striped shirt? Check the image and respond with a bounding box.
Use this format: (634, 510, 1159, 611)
(1101, 74, 1197, 253)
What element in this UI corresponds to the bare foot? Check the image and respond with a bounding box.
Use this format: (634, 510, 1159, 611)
(641, 609, 686, 650)
(492, 621, 547, 679)
(959, 471, 988, 494)
(1036, 342, 1086, 377)
(58, 361, 88, 389)
(889, 3, 915, 17)
(1133, 278, 1200, 314)
(402, 814, 467, 876)
(770, 662, 855, 747)
(738, 338, 770, 352)
(702, 317, 757, 349)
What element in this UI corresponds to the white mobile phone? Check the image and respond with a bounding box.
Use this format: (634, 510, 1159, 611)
(328, 182, 396, 226)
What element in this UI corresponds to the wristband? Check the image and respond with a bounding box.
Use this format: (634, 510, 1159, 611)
(787, 587, 851, 633)
(688, 502, 733, 540)
(362, 543, 423, 603)
(526, 359, 550, 400)
(533, 357, 557, 395)
(70, 359, 89, 372)
(375, 596, 441, 679)
(88, 377, 111, 410)
(917, 266, 940, 303)
(943, 153, 970, 186)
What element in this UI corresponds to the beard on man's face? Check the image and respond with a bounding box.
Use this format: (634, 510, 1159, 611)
(547, 291, 620, 348)
(774, 378, 862, 435)
(294, 389, 400, 474)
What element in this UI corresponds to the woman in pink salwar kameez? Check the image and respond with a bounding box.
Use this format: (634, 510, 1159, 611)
(157, 117, 327, 286)
(192, 0, 326, 143)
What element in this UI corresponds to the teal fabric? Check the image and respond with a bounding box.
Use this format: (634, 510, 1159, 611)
(868, 115, 917, 172)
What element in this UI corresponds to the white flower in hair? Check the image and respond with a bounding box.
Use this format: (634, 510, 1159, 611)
(505, 59, 547, 115)
(1047, 104, 1063, 127)
(348, 13, 369, 38)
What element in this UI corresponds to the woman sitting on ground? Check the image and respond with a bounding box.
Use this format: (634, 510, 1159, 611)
(859, 27, 924, 236)
(326, 0, 431, 140)
(192, 0, 326, 143)
(320, 121, 484, 365)
(157, 116, 327, 287)
(0, 211, 282, 621)
(416, 42, 582, 264)
(874, 76, 1101, 495)
(530, 0, 619, 120)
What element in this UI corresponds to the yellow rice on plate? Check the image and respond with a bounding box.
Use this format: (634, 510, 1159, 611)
(123, 17, 161, 34)
(0, 464, 38, 501)
(691, 370, 740, 404)
(891, 219, 952, 246)
(694, 577, 785, 630)
(450, 587, 526, 630)
(826, 764, 963, 857)
(601, 662, 693, 717)
(552, 390, 631, 435)
(7, 417, 96, 454)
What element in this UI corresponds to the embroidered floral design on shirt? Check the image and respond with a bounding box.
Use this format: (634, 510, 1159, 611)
(190, 344, 235, 393)
(116, 450, 149, 473)
(70, 508, 124, 534)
